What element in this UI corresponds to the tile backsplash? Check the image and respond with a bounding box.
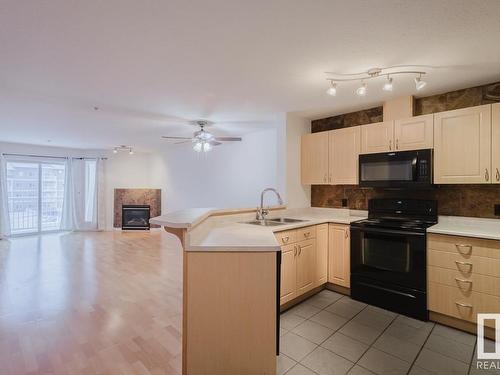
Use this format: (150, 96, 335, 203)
(310, 81, 500, 218)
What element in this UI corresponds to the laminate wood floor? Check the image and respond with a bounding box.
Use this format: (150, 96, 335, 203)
(0, 231, 183, 375)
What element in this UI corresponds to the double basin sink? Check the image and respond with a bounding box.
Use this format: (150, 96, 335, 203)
(242, 218, 308, 227)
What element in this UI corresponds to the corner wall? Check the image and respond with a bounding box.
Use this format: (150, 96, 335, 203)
(285, 113, 311, 208)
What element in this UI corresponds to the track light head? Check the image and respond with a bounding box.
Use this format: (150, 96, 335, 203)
(383, 76, 393, 92)
(326, 81, 337, 96)
(415, 74, 427, 90)
(356, 82, 367, 96)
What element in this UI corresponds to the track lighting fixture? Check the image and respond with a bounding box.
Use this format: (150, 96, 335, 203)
(113, 145, 134, 155)
(325, 66, 427, 97)
(383, 76, 393, 92)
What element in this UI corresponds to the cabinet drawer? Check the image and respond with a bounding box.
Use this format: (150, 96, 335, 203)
(428, 266, 500, 296)
(275, 230, 297, 245)
(428, 282, 500, 327)
(428, 250, 500, 277)
(428, 234, 500, 260)
(297, 226, 316, 241)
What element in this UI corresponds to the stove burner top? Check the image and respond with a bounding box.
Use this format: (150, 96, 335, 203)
(351, 217, 436, 232)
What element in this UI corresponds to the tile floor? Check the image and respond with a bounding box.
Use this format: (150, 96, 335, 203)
(278, 289, 498, 375)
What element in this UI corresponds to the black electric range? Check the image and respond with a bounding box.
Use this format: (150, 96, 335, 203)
(350, 199, 437, 320)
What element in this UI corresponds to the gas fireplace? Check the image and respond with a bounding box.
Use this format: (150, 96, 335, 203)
(122, 205, 151, 230)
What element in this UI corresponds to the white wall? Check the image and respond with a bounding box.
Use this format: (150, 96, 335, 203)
(159, 128, 281, 211)
(285, 113, 311, 208)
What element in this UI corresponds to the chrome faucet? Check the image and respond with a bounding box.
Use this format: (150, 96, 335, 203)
(256, 188, 284, 220)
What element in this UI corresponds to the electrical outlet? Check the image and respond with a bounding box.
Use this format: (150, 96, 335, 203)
(341, 198, 348, 207)
(495, 204, 500, 216)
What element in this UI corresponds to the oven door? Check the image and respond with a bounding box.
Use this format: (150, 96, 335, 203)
(350, 226, 426, 291)
(358, 149, 431, 188)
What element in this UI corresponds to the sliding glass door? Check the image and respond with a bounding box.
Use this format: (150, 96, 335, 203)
(6, 161, 66, 235)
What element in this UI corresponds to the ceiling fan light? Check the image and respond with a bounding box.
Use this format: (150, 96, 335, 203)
(193, 142, 202, 152)
(383, 77, 393, 92)
(356, 82, 367, 96)
(203, 142, 212, 152)
(326, 82, 337, 96)
(415, 75, 427, 91)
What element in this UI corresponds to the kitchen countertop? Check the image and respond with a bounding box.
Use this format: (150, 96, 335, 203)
(151, 207, 367, 252)
(428, 216, 500, 241)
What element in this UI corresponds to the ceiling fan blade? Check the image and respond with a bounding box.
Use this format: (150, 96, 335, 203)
(174, 140, 192, 144)
(162, 136, 192, 140)
(215, 137, 242, 142)
(208, 141, 222, 146)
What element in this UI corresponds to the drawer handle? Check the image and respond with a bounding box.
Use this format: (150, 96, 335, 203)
(298, 245, 302, 255)
(304, 232, 310, 238)
(455, 260, 473, 270)
(455, 244, 472, 255)
(485, 168, 489, 182)
(294, 245, 297, 256)
(455, 278, 473, 290)
(282, 236, 289, 243)
(455, 301, 473, 309)
(497, 168, 500, 182)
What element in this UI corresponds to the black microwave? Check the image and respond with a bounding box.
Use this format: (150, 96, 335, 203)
(359, 149, 433, 188)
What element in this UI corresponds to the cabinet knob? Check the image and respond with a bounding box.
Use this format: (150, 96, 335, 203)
(485, 168, 489, 182)
(455, 301, 473, 309)
(282, 236, 289, 243)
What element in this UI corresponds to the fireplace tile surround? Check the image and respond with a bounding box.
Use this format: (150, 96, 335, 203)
(310, 81, 500, 219)
(114, 189, 161, 228)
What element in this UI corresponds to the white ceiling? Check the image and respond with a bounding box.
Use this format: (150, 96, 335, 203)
(1, 0, 500, 150)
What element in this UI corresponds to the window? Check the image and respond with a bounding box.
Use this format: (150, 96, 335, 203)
(6, 161, 66, 235)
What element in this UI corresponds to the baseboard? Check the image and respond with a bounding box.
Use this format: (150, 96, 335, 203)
(325, 283, 350, 296)
(429, 311, 494, 340)
(280, 283, 351, 313)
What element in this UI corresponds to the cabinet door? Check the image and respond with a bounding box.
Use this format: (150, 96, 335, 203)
(315, 224, 328, 287)
(301, 132, 329, 184)
(493, 103, 500, 184)
(280, 244, 297, 305)
(296, 239, 316, 295)
(329, 127, 361, 184)
(360, 121, 394, 154)
(394, 114, 434, 151)
(434, 104, 491, 184)
(328, 224, 350, 288)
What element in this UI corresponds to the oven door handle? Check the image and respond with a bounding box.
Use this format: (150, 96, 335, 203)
(351, 226, 425, 237)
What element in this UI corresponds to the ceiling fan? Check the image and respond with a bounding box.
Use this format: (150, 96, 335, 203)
(162, 120, 242, 152)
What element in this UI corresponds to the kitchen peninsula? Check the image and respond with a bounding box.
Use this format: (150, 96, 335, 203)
(150, 206, 367, 375)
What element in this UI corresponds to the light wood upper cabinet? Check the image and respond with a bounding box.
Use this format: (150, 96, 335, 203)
(394, 114, 434, 151)
(493, 103, 500, 184)
(434, 104, 492, 184)
(360, 121, 394, 154)
(296, 239, 316, 295)
(328, 224, 350, 288)
(301, 132, 329, 184)
(315, 224, 328, 286)
(329, 127, 361, 184)
(280, 243, 297, 305)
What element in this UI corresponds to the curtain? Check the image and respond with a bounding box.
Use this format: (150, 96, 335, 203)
(65, 158, 104, 231)
(96, 158, 106, 231)
(60, 158, 75, 231)
(0, 155, 11, 238)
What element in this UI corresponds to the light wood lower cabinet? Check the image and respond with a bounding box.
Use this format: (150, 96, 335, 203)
(428, 233, 500, 327)
(315, 224, 328, 286)
(277, 226, 317, 305)
(280, 243, 297, 305)
(328, 224, 350, 288)
(296, 239, 316, 295)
